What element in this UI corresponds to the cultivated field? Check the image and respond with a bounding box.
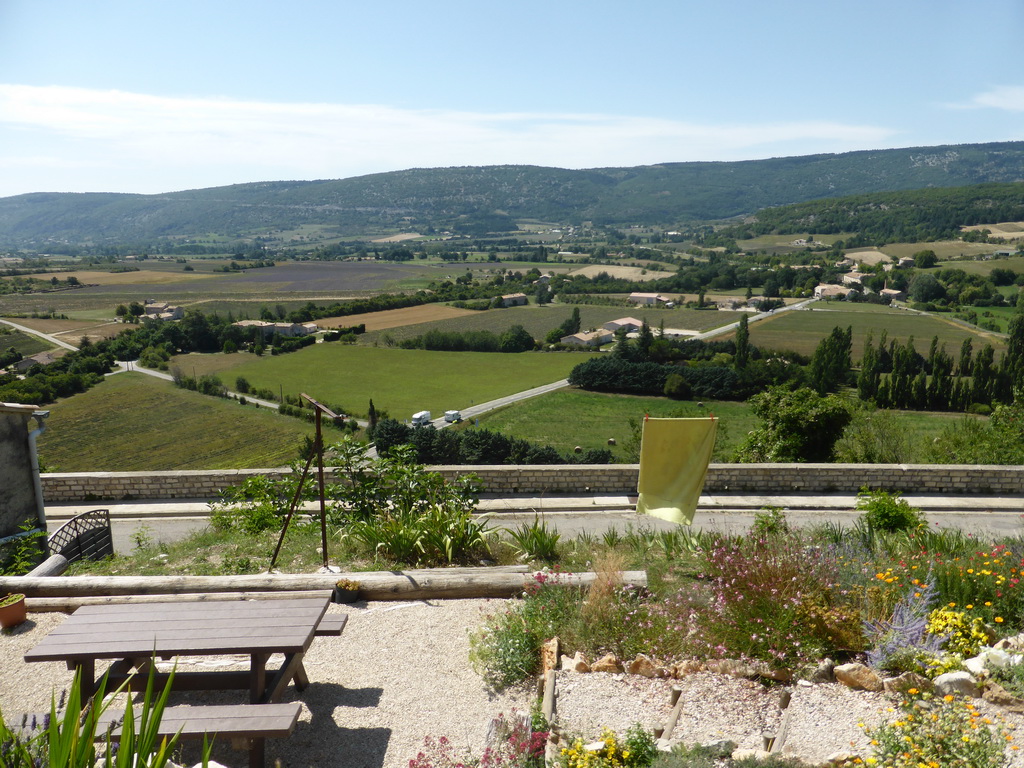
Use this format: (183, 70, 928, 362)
(567, 264, 676, 281)
(470, 388, 969, 463)
(846, 249, 891, 266)
(316, 304, 477, 331)
(360, 304, 744, 344)
(933, 255, 1024, 277)
(963, 221, 1024, 240)
(880, 240, 998, 260)
(172, 345, 583, 420)
(36, 373, 317, 471)
(742, 302, 1006, 360)
(0, 329, 53, 357)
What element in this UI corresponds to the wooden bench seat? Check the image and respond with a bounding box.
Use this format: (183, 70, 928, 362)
(97, 702, 301, 768)
(314, 613, 348, 637)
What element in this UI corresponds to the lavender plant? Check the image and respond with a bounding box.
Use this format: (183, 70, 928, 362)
(864, 575, 946, 672)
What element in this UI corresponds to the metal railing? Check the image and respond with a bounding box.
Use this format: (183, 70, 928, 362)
(47, 508, 113, 564)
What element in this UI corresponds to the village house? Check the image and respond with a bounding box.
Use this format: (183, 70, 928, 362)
(841, 271, 867, 286)
(814, 284, 853, 299)
(141, 301, 184, 322)
(628, 292, 669, 306)
(602, 317, 644, 333)
(560, 329, 614, 348)
(880, 288, 907, 302)
(500, 293, 528, 307)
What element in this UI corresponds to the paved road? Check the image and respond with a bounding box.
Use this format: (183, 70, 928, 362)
(44, 493, 1024, 554)
(0, 318, 79, 351)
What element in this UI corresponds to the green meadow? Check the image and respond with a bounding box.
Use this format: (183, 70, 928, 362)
(743, 302, 1005, 361)
(36, 373, 316, 471)
(173, 345, 584, 420)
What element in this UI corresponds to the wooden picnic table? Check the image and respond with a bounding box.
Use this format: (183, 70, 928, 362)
(24, 594, 332, 704)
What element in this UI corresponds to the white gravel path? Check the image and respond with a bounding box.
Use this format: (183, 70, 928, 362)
(5, 600, 1024, 768)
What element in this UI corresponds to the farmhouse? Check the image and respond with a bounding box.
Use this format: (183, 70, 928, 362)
(628, 292, 669, 305)
(880, 288, 907, 302)
(898, 256, 916, 268)
(841, 271, 868, 286)
(500, 293, 528, 307)
(602, 317, 644, 333)
(232, 320, 314, 339)
(141, 301, 183, 322)
(814, 284, 853, 299)
(560, 329, 614, 347)
(13, 350, 65, 372)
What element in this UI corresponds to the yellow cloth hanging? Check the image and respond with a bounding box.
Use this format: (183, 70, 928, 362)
(636, 417, 717, 525)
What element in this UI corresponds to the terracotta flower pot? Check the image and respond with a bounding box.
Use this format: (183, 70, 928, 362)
(0, 594, 27, 629)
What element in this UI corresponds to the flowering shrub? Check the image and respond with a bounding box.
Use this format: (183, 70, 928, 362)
(926, 607, 990, 658)
(657, 535, 858, 669)
(408, 714, 547, 768)
(558, 725, 656, 768)
(864, 579, 945, 673)
(866, 691, 1010, 768)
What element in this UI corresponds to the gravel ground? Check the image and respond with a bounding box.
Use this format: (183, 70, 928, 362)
(5, 599, 1024, 768)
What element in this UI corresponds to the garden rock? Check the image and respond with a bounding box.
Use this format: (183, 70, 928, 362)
(882, 671, 932, 695)
(833, 663, 884, 692)
(541, 637, 560, 673)
(933, 671, 979, 698)
(965, 647, 1022, 676)
(700, 739, 737, 759)
(982, 681, 1022, 707)
(591, 654, 624, 673)
(824, 752, 860, 766)
(561, 652, 590, 673)
(628, 654, 660, 678)
(809, 657, 835, 684)
(672, 659, 705, 677)
(732, 748, 772, 762)
(994, 632, 1024, 651)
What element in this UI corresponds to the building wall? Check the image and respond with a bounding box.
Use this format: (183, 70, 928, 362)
(0, 409, 40, 536)
(39, 464, 1024, 502)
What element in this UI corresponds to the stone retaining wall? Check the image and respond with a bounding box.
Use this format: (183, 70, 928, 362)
(40, 464, 1024, 503)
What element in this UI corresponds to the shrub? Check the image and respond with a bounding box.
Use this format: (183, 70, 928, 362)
(505, 517, 561, 563)
(857, 489, 923, 533)
(866, 690, 1007, 768)
(558, 725, 656, 768)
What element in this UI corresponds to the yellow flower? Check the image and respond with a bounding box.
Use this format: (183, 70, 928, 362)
(944, 695, 955, 702)
(996, 617, 1005, 623)
(907, 688, 919, 694)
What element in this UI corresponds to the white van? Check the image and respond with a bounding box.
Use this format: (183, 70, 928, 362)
(411, 410, 432, 427)
(444, 410, 462, 423)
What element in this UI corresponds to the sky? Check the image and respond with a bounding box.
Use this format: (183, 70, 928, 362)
(0, 0, 1022, 198)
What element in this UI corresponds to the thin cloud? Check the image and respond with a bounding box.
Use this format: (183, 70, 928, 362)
(948, 85, 1024, 112)
(0, 84, 897, 195)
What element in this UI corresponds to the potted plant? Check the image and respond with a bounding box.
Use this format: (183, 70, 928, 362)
(333, 578, 361, 604)
(0, 592, 27, 629)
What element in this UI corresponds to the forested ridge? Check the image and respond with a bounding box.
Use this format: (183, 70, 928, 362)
(1, 141, 1023, 245)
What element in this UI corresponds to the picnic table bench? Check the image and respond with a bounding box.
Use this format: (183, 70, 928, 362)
(97, 702, 302, 768)
(26, 594, 346, 768)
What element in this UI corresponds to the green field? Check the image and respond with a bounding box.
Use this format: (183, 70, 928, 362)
(744, 303, 1005, 361)
(360, 304, 743, 345)
(36, 373, 316, 471)
(0, 328, 53, 357)
(469, 387, 972, 463)
(172, 345, 584, 420)
(467, 389, 755, 461)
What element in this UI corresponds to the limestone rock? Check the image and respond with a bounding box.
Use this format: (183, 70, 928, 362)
(994, 632, 1024, 651)
(732, 748, 772, 762)
(824, 752, 860, 766)
(809, 658, 836, 684)
(629, 654, 659, 678)
(882, 671, 933, 695)
(834, 662, 884, 692)
(983, 681, 1022, 706)
(933, 671, 980, 698)
(561, 652, 590, 673)
(591, 653, 624, 673)
(541, 637, 560, 673)
(672, 659, 704, 677)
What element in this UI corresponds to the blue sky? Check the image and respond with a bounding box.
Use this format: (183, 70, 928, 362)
(0, 0, 1021, 198)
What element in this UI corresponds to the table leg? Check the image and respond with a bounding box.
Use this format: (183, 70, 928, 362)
(249, 737, 265, 768)
(250, 653, 268, 704)
(260, 652, 305, 703)
(78, 659, 96, 702)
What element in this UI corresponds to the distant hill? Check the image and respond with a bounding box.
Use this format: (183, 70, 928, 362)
(2, 141, 1024, 246)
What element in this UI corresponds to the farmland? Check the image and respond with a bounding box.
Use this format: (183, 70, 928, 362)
(741, 302, 1005, 361)
(471, 387, 971, 463)
(35, 372, 317, 471)
(171, 345, 584, 420)
(360, 304, 744, 345)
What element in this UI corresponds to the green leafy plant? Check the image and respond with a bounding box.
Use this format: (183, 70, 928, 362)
(751, 507, 790, 538)
(0, 592, 25, 608)
(857, 489, 923, 533)
(557, 725, 656, 768)
(505, 516, 561, 563)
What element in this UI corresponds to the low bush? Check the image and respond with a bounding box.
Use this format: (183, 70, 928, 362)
(857, 489, 923, 533)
